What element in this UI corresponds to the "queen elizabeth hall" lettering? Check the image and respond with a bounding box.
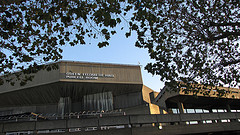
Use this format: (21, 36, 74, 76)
(65, 72, 114, 80)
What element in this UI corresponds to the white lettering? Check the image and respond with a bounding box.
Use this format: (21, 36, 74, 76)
(66, 72, 75, 75)
(104, 74, 114, 78)
(65, 72, 114, 80)
(66, 75, 76, 79)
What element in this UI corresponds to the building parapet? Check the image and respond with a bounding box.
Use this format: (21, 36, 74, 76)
(0, 112, 240, 134)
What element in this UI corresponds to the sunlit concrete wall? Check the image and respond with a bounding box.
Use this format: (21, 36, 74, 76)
(142, 85, 160, 114)
(59, 61, 143, 84)
(0, 61, 143, 94)
(0, 68, 60, 94)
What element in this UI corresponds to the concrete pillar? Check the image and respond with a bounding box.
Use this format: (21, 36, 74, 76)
(226, 104, 231, 112)
(177, 102, 185, 114)
(177, 102, 186, 125)
(160, 109, 164, 114)
(209, 109, 213, 113)
(207, 109, 218, 123)
(226, 104, 236, 122)
(207, 109, 216, 122)
(167, 108, 173, 114)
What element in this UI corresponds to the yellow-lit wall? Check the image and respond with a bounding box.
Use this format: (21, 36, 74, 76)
(142, 85, 160, 114)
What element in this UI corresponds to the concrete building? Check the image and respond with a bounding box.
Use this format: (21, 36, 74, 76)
(152, 82, 240, 114)
(0, 61, 160, 117)
(0, 61, 240, 135)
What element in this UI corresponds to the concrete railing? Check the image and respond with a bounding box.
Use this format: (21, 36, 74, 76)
(0, 112, 239, 134)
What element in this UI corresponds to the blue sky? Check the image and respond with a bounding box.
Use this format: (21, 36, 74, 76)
(61, 30, 164, 92)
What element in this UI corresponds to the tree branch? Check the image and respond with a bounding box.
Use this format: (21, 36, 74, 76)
(210, 32, 240, 41)
(210, 22, 240, 27)
(221, 59, 240, 67)
(0, 0, 26, 5)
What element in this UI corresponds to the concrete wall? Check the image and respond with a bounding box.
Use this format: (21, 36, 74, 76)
(1, 112, 240, 135)
(178, 82, 240, 99)
(142, 85, 160, 114)
(59, 61, 143, 84)
(121, 105, 150, 115)
(114, 92, 143, 109)
(0, 104, 58, 115)
(0, 61, 145, 111)
(0, 68, 60, 94)
(0, 90, 147, 115)
(19, 125, 240, 135)
(0, 61, 143, 94)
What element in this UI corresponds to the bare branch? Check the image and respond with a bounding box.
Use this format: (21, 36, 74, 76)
(211, 32, 240, 41)
(210, 22, 240, 27)
(221, 59, 240, 67)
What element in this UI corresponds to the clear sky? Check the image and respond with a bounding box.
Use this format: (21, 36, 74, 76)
(61, 29, 164, 92)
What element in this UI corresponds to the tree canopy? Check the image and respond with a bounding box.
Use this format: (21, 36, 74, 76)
(0, 0, 239, 95)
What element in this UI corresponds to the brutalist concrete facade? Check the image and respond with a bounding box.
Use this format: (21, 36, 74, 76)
(0, 61, 160, 116)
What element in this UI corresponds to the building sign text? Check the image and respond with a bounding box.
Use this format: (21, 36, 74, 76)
(65, 72, 114, 80)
